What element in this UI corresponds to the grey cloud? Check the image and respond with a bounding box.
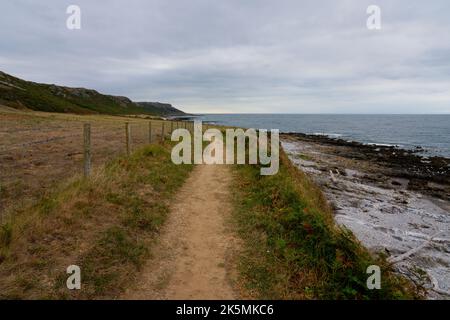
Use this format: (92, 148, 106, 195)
(0, 0, 449, 113)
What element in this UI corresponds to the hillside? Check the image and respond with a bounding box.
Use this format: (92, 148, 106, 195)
(135, 102, 185, 116)
(0, 71, 185, 116)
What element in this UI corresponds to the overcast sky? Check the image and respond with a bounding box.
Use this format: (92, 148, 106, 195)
(1, 0, 449, 113)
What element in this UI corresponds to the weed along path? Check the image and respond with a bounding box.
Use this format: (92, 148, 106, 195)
(123, 164, 240, 299)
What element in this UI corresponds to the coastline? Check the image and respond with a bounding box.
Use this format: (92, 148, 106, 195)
(197, 114, 450, 159)
(284, 132, 450, 199)
(281, 133, 450, 299)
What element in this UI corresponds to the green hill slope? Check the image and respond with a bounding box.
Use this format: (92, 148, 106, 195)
(0, 71, 185, 116)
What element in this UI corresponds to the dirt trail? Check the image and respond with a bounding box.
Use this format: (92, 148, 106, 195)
(122, 164, 240, 300)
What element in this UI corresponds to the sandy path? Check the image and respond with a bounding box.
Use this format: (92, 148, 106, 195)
(122, 164, 239, 300)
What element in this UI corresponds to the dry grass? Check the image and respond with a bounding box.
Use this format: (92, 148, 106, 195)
(0, 106, 184, 223)
(0, 111, 191, 299)
(0, 115, 193, 298)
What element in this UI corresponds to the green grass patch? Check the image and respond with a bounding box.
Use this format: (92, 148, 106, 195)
(232, 151, 419, 299)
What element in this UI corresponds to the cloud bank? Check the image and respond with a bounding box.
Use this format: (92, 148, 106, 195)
(1, 0, 449, 113)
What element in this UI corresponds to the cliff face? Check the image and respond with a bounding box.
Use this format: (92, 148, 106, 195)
(135, 102, 186, 116)
(0, 71, 185, 116)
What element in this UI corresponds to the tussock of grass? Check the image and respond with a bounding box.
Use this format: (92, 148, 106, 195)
(232, 151, 419, 299)
(0, 142, 193, 299)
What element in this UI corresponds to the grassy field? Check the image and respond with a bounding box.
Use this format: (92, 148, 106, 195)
(231, 150, 420, 299)
(0, 141, 193, 299)
(0, 107, 194, 298)
(0, 106, 184, 223)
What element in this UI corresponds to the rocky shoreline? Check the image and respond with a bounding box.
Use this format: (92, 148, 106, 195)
(286, 133, 450, 200)
(281, 133, 450, 299)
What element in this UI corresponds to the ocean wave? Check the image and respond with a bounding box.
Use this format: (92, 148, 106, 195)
(312, 132, 343, 138)
(366, 142, 401, 147)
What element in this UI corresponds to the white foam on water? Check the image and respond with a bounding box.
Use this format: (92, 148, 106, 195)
(312, 132, 343, 138)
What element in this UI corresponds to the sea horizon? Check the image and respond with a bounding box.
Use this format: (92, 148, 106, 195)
(192, 113, 450, 115)
(193, 113, 450, 158)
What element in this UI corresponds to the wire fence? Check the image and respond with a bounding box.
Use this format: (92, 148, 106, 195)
(0, 118, 195, 224)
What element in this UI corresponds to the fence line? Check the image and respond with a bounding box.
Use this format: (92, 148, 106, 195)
(0, 134, 82, 154)
(149, 121, 152, 143)
(83, 123, 91, 177)
(0, 118, 199, 224)
(125, 122, 131, 156)
(79, 119, 194, 177)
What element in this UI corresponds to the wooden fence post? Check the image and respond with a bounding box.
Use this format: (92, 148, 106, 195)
(149, 121, 153, 143)
(171, 121, 174, 134)
(83, 123, 91, 177)
(161, 122, 165, 142)
(125, 122, 131, 155)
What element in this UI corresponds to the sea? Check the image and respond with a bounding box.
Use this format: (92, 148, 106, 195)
(192, 114, 450, 158)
